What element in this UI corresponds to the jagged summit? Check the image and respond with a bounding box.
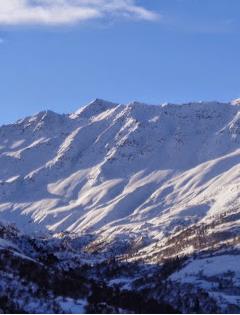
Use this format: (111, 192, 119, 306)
(74, 98, 119, 118)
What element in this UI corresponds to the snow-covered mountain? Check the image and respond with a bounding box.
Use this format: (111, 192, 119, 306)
(0, 99, 240, 313)
(0, 99, 239, 238)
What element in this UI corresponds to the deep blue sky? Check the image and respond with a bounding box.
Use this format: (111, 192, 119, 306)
(0, 0, 240, 124)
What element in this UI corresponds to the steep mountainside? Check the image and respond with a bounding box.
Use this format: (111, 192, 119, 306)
(0, 99, 239, 238)
(0, 99, 240, 313)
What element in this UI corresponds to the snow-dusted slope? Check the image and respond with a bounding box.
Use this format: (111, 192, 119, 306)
(0, 99, 239, 244)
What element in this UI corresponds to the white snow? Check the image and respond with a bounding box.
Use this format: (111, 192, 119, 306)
(0, 99, 239, 244)
(170, 255, 240, 282)
(170, 254, 240, 311)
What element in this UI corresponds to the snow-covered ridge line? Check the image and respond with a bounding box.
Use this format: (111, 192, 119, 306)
(2, 98, 239, 128)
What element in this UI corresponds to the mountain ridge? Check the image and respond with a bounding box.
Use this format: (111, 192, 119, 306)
(0, 99, 239, 240)
(0, 99, 240, 313)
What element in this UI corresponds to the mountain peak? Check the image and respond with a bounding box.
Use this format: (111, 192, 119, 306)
(90, 98, 115, 105)
(74, 98, 119, 118)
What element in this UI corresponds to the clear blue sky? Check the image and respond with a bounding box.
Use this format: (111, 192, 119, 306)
(0, 0, 240, 124)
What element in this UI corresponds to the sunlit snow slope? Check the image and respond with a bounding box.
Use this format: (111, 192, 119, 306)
(0, 99, 239, 242)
